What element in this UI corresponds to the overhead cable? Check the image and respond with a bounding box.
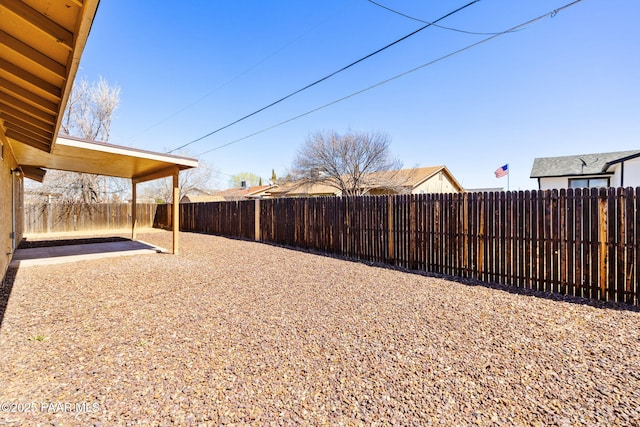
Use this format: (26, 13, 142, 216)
(133, 5, 349, 139)
(195, 0, 584, 158)
(367, 0, 520, 35)
(167, 0, 481, 153)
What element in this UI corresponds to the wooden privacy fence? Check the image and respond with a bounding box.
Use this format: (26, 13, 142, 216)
(159, 188, 639, 306)
(25, 203, 158, 234)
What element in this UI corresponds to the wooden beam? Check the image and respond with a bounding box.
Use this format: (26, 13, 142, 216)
(131, 181, 138, 240)
(0, 0, 74, 50)
(20, 165, 47, 182)
(0, 103, 54, 132)
(0, 113, 53, 140)
(0, 58, 62, 100)
(0, 78, 58, 113)
(255, 199, 261, 241)
(5, 129, 50, 151)
(0, 92, 57, 124)
(132, 165, 180, 184)
(69, 0, 84, 9)
(0, 30, 66, 78)
(172, 170, 180, 255)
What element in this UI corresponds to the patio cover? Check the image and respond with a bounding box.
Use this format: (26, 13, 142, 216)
(11, 135, 198, 182)
(10, 135, 198, 255)
(1, 0, 195, 254)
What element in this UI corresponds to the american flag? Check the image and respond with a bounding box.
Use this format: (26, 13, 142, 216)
(495, 164, 509, 178)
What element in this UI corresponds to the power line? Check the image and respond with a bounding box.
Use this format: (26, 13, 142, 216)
(132, 4, 350, 139)
(167, 0, 481, 153)
(367, 0, 520, 35)
(195, 0, 584, 158)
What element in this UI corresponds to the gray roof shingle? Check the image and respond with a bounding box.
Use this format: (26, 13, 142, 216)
(530, 150, 640, 178)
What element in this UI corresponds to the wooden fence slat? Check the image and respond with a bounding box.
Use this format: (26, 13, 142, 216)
(150, 189, 639, 307)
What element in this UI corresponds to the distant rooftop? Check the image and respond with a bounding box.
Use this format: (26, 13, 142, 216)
(530, 150, 640, 178)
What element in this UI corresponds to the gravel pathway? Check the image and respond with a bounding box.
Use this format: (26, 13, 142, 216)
(1, 231, 639, 426)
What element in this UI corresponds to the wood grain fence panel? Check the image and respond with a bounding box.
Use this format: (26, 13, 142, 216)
(531, 190, 539, 289)
(550, 190, 559, 294)
(477, 192, 486, 282)
(486, 192, 496, 283)
(169, 190, 639, 306)
(590, 188, 601, 300)
(498, 192, 505, 284)
(625, 188, 636, 304)
(606, 188, 617, 301)
(565, 189, 575, 295)
(613, 187, 624, 302)
(573, 188, 584, 297)
(635, 187, 640, 306)
(25, 203, 158, 234)
(558, 189, 567, 294)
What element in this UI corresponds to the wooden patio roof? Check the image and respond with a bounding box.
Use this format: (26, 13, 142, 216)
(0, 0, 100, 153)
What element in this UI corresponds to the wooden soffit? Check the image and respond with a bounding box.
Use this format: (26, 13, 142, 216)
(0, 0, 100, 154)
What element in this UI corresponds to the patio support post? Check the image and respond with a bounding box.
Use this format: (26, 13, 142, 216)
(131, 180, 137, 240)
(172, 168, 179, 255)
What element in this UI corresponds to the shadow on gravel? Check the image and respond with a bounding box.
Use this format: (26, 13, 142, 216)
(0, 267, 18, 330)
(18, 236, 129, 249)
(254, 239, 640, 314)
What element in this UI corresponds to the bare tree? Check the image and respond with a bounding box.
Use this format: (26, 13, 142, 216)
(292, 130, 402, 196)
(34, 76, 124, 204)
(139, 157, 217, 203)
(61, 77, 119, 141)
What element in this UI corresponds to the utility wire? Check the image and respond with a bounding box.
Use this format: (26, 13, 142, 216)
(167, 0, 481, 153)
(133, 5, 349, 139)
(196, 0, 583, 158)
(367, 0, 520, 35)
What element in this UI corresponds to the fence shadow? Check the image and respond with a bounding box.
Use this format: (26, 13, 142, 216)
(18, 236, 129, 249)
(0, 267, 18, 330)
(257, 239, 640, 314)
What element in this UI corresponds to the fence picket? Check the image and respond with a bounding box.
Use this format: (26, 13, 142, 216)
(143, 190, 640, 306)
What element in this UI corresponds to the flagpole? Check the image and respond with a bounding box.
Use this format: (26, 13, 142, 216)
(507, 163, 510, 192)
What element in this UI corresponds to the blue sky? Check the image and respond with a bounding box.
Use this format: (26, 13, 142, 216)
(77, 0, 640, 190)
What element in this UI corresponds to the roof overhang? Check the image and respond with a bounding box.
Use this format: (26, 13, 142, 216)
(10, 135, 198, 182)
(531, 172, 613, 179)
(0, 0, 100, 154)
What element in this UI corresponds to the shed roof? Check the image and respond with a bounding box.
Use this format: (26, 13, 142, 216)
(530, 150, 640, 178)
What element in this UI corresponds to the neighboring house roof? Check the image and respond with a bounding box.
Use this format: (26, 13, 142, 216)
(186, 185, 276, 202)
(269, 166, 463, 197)
(530, 150, 640, 178)
(367, 166, 464, 192)
(180, 195, 225, 203)
(268, 182, 341, 197)
(465, 187, 504, 193)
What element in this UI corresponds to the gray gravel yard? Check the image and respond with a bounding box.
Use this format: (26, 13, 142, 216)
(1, 231, 639, 426)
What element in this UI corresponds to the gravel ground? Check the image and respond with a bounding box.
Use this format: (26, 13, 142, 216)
(0, 231, 639, 426)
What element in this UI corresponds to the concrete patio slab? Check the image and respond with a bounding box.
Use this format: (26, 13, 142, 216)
(9, 239, 167, 268)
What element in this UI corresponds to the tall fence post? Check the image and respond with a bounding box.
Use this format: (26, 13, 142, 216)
(387, 196, 394, 262)
(47, 202, 52, 234)
(168, 191, 638, 307)
(255, 199, 261, 241)
(598, 190, 607, 299)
